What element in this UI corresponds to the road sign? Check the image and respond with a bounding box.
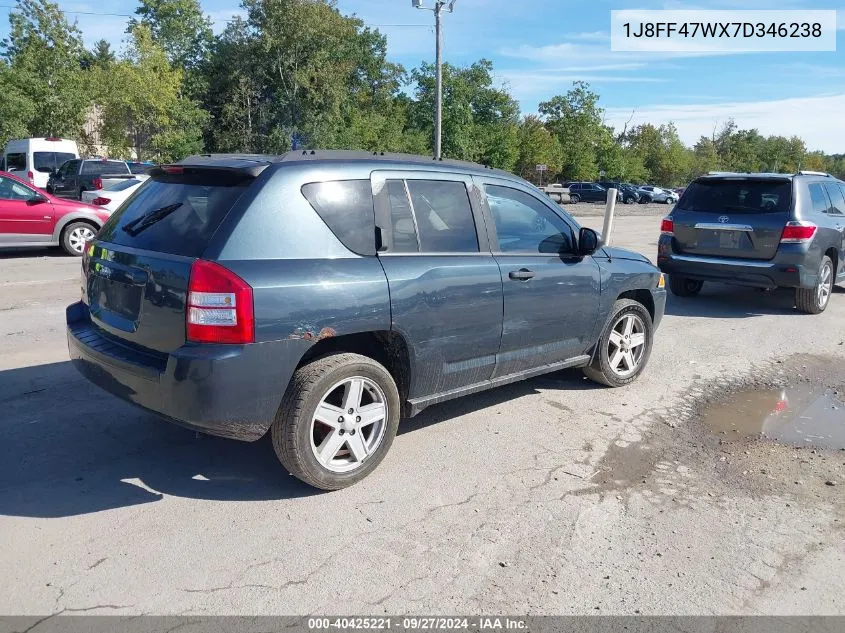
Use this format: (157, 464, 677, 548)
(536, 164, 548, 172)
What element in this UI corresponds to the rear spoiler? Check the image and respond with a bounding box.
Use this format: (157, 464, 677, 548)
(151, 162, 268, 180)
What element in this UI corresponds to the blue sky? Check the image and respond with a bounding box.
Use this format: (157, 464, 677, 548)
(2, 0, 845, 152)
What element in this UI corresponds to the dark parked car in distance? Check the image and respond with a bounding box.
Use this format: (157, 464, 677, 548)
(565, 182, 622, 204)
(67, 151, 666, 490)
(597, 181, 642, 205)
(47, 159, 135, 201)
(658, 171, 845, 314)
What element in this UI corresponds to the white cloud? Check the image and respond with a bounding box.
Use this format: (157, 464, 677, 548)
(603, 93, 845, 153)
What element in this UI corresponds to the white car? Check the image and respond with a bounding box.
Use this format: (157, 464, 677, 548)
(638, 185, 678, 204)
(81, 175, 149, 213)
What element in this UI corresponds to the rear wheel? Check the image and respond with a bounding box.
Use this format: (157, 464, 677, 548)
(271, 353, 400, 490)
(796, 255, 833, 314)
(60, 222, 96, 256)
(570, 194, 580, 204)
(584, 299, 654, 387)
(668, 275, 703, 297)
(624, 195, 636, 204)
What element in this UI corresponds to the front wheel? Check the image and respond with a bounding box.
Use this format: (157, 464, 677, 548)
(271, 353, 401, 490)
(795, 255, 833, 314)
(60, 222, 96, 256)
(668, 275, 703, 297)
(569, 194, 580, 204)
(583, 299, 655, 387)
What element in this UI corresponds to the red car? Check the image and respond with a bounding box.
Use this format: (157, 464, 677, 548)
(0, 170, 111, 256)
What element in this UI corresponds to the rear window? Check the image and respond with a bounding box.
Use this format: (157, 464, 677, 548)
(105, 178, 143, 192)
(34, 152, 75, 173)
(301, 180, 375, 255)
(82, 161, 129, 176)
(97, 172, 249, 258)
(5, 153, 26, 171)
(128, 162, 155, 175)
(678, 179, 792, 213)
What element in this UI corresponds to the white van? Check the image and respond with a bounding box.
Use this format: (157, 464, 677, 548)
(2, 138, 80, 190)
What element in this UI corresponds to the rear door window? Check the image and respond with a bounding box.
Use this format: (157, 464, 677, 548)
(823, 184, 845, 216)
(384, 179, 419, 253)
(34, 152, 75, 173)
(97, 172, 250, 258)
(301, 180, 375, 255)
(82, 161, 128, 175)
(808, 183, 831, 215)
(405, 180, 479, 253)
(678, 179, 793, 213)
(5, 153, 26, 171)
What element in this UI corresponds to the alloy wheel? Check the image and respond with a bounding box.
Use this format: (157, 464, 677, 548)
(606, 313, 647, 378)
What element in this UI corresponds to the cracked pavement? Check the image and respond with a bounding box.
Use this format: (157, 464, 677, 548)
(1, 211, 843, 615)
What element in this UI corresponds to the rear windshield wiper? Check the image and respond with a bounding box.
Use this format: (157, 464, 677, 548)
(122, 202, 183, 236)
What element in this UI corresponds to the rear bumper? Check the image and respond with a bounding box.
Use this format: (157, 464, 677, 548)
(657, 238, 816, 289)
(66, 302, 304, 441)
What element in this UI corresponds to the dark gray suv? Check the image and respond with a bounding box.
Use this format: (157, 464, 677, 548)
(658, 171, 845, 314)
(67, 151, 666, 490)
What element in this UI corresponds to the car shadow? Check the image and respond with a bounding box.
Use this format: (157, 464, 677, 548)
(0, 247, 66, 259)
(0, 361, 316, 518)
(0, 361, 599, 518)
(664, 283, 799, 318)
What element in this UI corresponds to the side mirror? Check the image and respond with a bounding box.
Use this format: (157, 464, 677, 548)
(28, 193, 48, 205)
(578, 227, 600, 256)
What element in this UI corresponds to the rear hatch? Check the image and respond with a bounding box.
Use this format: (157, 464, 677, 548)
(671, 177, 792, 260)
(84, 167, 253, 354)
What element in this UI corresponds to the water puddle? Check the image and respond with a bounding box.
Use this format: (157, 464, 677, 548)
(701, 384, 845, 449)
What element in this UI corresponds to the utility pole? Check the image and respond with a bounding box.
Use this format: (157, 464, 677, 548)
(413, 0, 457, 160)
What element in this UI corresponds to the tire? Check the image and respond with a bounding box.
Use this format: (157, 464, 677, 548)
(570, 194, 580, 204)
(624, 195, 635, 205)
(583, 299, 655, 388)
(795, 255, 834, 315)
(668, 275, 703, 297)
(271, 353, 401, 490)
(60, 221, 97, 256)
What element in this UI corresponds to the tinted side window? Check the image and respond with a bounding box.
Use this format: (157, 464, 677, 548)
(59, 160, 79, 177)
(34, 152, 75, 173)
(823, 183, 845, 216)
(406, 180, 478, 253)
(808, 183, 830, 215)
(385, 179, 418, 253)
(301, 180, 375, 256)
(0, 175, 34, 201)
(485, 185, 574, 254)
(5, 153, 26, 171)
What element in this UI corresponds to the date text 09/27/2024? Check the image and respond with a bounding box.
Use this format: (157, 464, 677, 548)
(307, 617, 528, 631)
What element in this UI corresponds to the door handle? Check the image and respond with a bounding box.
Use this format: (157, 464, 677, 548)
(509, 268, 536, 281)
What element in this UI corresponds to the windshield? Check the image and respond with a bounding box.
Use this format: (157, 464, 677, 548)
(677, 179, 793, 213)
(97, 173, 249, 257)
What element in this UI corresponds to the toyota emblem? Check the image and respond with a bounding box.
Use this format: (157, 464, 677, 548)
(717, 216, 730, 224)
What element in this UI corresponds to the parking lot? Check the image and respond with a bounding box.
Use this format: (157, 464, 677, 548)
(1, 206, 844, 616)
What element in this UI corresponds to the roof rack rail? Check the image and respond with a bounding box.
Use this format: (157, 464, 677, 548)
(797, 170, 831, 177)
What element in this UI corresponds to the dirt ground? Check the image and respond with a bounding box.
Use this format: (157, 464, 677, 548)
(1, 209, 843, 616)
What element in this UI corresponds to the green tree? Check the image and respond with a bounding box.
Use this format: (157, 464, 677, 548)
(539, 82, 606, 180)
(0, 60, 34, 149)
(409, 59, 519, 168)
(1, 0, 90, 138)
(129, 0, 212, 71)
(96, 25, 207, 161)
(514, 115, 562, 183)
(89, 39, 115, 68)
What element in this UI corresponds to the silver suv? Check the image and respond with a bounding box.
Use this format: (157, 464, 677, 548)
(658, 171, 845, 314)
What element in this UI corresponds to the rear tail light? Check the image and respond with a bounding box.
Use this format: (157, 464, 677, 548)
(780, 221, 817, 244)
(660, 217, 674, 236)
(27, 171, 34, 184)
(91, 197, 111, 206)
(93, 177, 103, 190)
(187, 260, 254, 344)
